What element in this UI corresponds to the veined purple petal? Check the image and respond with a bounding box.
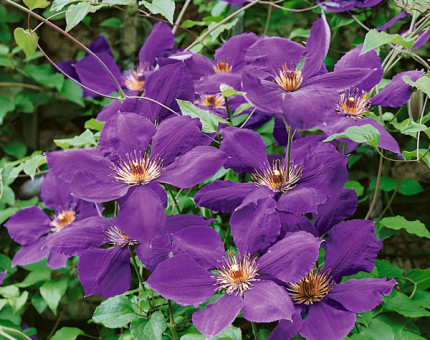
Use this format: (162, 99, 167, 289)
(135, 234, 171, 271)
(12, 238, 49, 266)
(329, 278, 396, 313)
(193, 294, 243, 338)
(324, 219, 381, 282)
(268, 311, 302, 340)
(221, 126, 268, 173)
(371, 70, 424, 107)
(151, 116, 208, 166)
(279, 212, 317, 237)
(96, 99, 121, 122)
(147, 254, 215, 307)
(243, 280, 294, 323)
(172, 226, 225, 270)
(302, 15, 330, 81)
(89, 35, 112, 55)
(99, 112, 156, 162)
(303, 68, 374, 90)
(299, 302, 356, 340)
(40, 172, 74, 212)
(159, 146, 227, 188)
(194, 180, 257, 213)
(4, 206, 51, 245)
(78, 247, 131, 298)
(412, 29, 430, 50)
(231, 192, 280, 255)
(277, 187, 328, 214)
(47, 252, 69, 269)
(215, 32, 258, 71)
(376, 11, 409, 31)
(258, 232, 321, 283)
(166, 214, 213, 234)
(139, 22, 174, 66)
(195, 73, 242, 94)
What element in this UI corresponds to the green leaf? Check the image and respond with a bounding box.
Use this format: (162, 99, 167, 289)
(14, 28, 39, 61)
(358, 318, 395, 340)
(17, 269, 51, 288)
(177, 99, 230, 133)
(406, 268, 430, 290)
(324, 124, 380, 147)
(1, 140, 27, 159)
(233, 103, 252, 117)
(398, 179, 423, 196)
(9, 291, 29, 313)
(181, 325, 242, 340)
(403, 75, 430, 96)
(402, 149, 430, 168)
(344, 180, 364, 196)
(289, 28, 310, 39)
(51, 0, 79, 11)
(379, 216, 430, 239)
(130, 319, 148, 339)
(100, 17, 123, 28)
(61, 79, 84, 107)
(396, 330, 427, 340)
(141, 311, 166, 340)
(50, 327, 84, 340)
(220, 85, 238, 98)
(361, 29, 415, 54)
(375, 260, 403, 278)
(0, 207, 19, 224)
(369, 176, 398, 192)
(54, 129, 97, 149)
(40, 276, 68, 315)
(23, 0, 50, 9)
(384, 291, 430, 318)
(92, 295, 137, 328)
(141, 0, 175, 23)
(31, 296, 48, 314)
(0, 96, 15, 124)
(23, 154, 46, 180)
(65, 2, 90, 32)
(411, 290, 430, 309)
(84, 118, 105, 132)
(0, 185, 15, 206)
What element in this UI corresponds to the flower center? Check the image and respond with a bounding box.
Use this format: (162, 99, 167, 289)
(200, 94, 225, 109)
(113, 151, 164, 186)
(337, 88, 370, 120)
(104, 226, 138, 248)
(274, 63, 303, 92)
(288, 268, 332, 305)
(213, 251, 259, 296)
(252, 159, 303, 193)
(50, 209, 76, 232)
(123, 62, 150, 92)
(214, 61, 232, 73)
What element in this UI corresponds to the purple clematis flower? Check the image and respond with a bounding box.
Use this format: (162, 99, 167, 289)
(195, 127, 347, 214)
(4, 172, 99, 269)
(268, 219, 396, 340)
(60, 22, 174, 97)
(148, 193, 322, 338)
(242, 14, 373, 130)
(318, 45, 403, 156)
(318, 0, 383, 12)
(46, 186, 168, 298)
(47, 113, 227, 203)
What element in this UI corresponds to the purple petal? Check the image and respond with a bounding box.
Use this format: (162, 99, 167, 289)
(194, 180, 257, 213)
(258, 232, 321, 283)
(279, 212, 317, 237)
(12, 238, 49, 266)
(74, 52, 122, 97)
(166, 214, 213, 234)
(299, 302, 356, 340)
(172, 226, 225, 270)
(277, 187, 328, 214)
(135, 234, 171, 271)
(313, 189, 357, 237)
(147, 254, 215, 307)
(371, 70, 424, 107)
(158, 146, 227, 188)
(78, 247, 131, 298)
(243, 280, 294, 322)
(412, 29, 430, 50)
(151, 116, 208, 166)
(4, 206, 51, 245)
(268, 310, 302, 340)
(215, 32, 258, 71)
(302, 15, 330, 81)
(324, 219, 381, 282)
(139, 22, 174, 66)
(40, 172, 73, 212)
(193, 294, 243, 338)
(0, 272, 5, 285)
(99, 112, 156, 162)
(195, 73, 242, 94)
(220, 127, 268, 173)
(231, 191, 280, 255)
(303, 68, 374, 91)
(89, 35, 112, 55)
(47, 252, 69, 269)
(329, 278, 396, 313)
(376, 11, 409, 31)
(334, 45, 383, 91)
(96, 99, 121, 122)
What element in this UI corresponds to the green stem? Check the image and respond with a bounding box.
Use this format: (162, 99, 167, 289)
(365, 153, 384, 220)
(281, 115, 293, 178)
(225, 96, 232, 122)
(0, 326, 32, 340)
(263, 2, 273, 35)
(130, 245, 145, 290)
(167, 185, 181, 214)
(168, 300, 178, 340)
(251, 322, 258, 340)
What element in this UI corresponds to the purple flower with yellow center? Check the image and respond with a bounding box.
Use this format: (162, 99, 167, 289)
(4, 172, 99, 269)
(46, 186, 169, 298)
(268, 219, 396, 340)
(47, 113, 227, 203)
(319, 45, 423, 157)
(317, 0, 383, 12)
(195, 127, 347, 214)
(242, 14, 374, 130)
(148, 193, 322, 338)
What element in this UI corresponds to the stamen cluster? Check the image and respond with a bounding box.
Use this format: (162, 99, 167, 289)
(113, 151, 164, 185)
(213, 251, 259, 295)
(214, 61, 232, 73)
(252, 159, 303, 193)
(288, 268, 332, 305)
(200, 94, 225, 109)
(274, 63, 303, 92)
(337, 87, 370, 120)
(123, 62, 150, 92)
(104, 226, 139, 248)
(50, 209, 76, 232)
